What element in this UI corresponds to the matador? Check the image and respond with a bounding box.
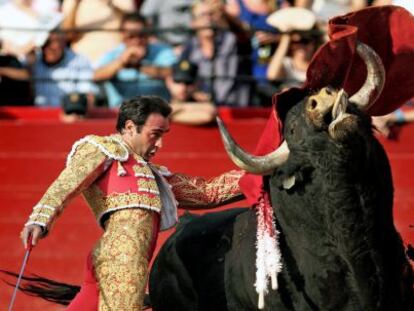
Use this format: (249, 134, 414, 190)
(21, 96, 243, 310)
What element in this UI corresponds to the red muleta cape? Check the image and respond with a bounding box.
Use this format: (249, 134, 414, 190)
(240, 5, 414, 204)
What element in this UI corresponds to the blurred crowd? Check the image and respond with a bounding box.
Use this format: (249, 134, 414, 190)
(0, 0, 413, 127)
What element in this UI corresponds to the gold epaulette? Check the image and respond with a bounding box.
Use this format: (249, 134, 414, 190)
(66, 134, 129, 166)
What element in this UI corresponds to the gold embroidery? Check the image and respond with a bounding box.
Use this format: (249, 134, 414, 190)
(92, 208, 156, 311)
(137, 179, 159, 193)
(83, 187, 162, 225)
(89, 135, 129, 159)
(28, 214, 50, 224)
(166, 170, 244, 208)
(26, 142, 107, 231)
(82, 185, 106, 220)
(133, 164, 154, 178)
(129, 152, 147, 164)
(106, 192, 161, 210)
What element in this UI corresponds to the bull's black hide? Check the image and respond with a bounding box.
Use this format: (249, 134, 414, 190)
(149, 96, 414, 310)
(149, 208, 247, 311)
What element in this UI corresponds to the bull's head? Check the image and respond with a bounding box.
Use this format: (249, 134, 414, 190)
(218, 42, 385, 175)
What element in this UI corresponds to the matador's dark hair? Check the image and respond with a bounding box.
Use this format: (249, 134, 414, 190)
(116, 96, 172, 133)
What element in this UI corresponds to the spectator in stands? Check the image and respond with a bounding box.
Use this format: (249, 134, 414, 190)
(310, 0, 367, 23)
(224, 0, 311, 105)
(267, 32, 322, 89)
(266, 9, 324, 90)
(0, 53, 32, 106)
(61, 0, 136, 64)
(140, 0, 193, 51)
(225, 0, 289, 84)
(166, 59, 217, 125)
(0, 0, 62, 59)
(181, 0, 252, 107)
(372, 102, 414, 138)
(94, 13, 177, 107)
(373, 0, 414, 15)
(293, 0, 313, 7)
(31, 30, 97, 108)
(31, 0, 60, 15)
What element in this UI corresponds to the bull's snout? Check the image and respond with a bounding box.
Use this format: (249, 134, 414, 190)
(306, 87, 359, 141)
(306, 86, 339, 128)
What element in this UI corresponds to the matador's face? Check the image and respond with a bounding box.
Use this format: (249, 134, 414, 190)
(133, 113, 170, 161)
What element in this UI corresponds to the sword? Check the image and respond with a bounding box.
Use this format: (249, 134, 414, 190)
(8, 235, 33, 311)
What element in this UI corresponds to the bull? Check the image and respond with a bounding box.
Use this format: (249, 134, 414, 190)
(148, 42, 414, 310)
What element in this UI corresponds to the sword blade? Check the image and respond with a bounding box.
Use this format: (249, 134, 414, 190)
(8, 243, 32, 311)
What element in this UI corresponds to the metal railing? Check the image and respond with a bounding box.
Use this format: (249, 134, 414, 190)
(0, 24, 324, 106)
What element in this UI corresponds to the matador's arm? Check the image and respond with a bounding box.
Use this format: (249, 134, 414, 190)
(165, 170, 245, 209)
(25, 140, 110, 235)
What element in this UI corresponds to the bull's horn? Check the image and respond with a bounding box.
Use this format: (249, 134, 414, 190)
(349, 42, 385, 111)
(217, 117, 289, 175)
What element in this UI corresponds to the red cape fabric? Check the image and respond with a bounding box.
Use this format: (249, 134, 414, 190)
(240, 5, 414, 205)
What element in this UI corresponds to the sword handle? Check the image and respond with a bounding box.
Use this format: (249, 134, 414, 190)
(26, 234, 33, 252)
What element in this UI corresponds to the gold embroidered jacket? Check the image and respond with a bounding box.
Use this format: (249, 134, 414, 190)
(25, 134, 243, 233)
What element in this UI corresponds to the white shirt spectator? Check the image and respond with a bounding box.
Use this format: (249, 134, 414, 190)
(32, 0, 60, 15)
(312, 0, 361, 21)
(140, 0, 193, 46)
(393, 0, 414, 15)
(282, 57, 307, 84)
(33, 48, 97, 107)
(0, 1, 62, 58)
(62, 0, 136, 64)
(0, 0, 59, 13)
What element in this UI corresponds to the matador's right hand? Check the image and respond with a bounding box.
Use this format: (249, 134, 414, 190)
(21, 225, 43, 250)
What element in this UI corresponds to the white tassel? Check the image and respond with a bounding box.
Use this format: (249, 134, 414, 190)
(258, 291, 265, 309)
(255, 207, 268, 300)
(271, 271, 278, 290)
(117, 161, 127, 176)
(264, 229, 282, 291)
(254, 194, 283, 309)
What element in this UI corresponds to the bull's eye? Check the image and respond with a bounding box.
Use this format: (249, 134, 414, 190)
(325, 88, 333, 95)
